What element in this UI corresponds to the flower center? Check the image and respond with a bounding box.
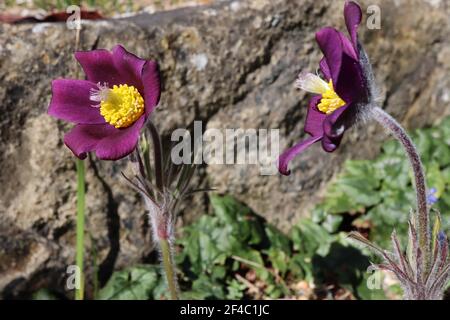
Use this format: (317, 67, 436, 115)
(295, 72, 346, 115)
(317, 80, 346, 114)
(90, 84, 144, 128)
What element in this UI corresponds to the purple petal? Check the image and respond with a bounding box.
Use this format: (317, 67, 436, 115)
(335, 52, 366, 104)
(95, 117, 145, 160)
(64, 123, 116, 159)
(112, 45, 146, 93)
(141, 60, 161, 117)
(337, 31, 358, 61)
(48, 79, 105, 124)
(318, 32, 358, 79)
(319, 58, 331, 80)
(64, 117, 144, 160)
(75, 49, 121, 86)
(321, 133, 341, 152)
(316, 28, 362, 104)
(315, 27, 343, 86)
(344, 1, 363, 50)
(278, 135, 322, 175)
(304, 96, 326, 136)
(321, 103, 358, 152)
(323, 103, 351, 139)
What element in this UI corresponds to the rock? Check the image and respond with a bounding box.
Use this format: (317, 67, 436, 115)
(0, 0, 449, 297)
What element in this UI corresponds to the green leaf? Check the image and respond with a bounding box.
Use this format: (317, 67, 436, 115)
(322, 214, 344, 233)
(291, 218, 333, 257)
(97, 265, 160, 300)
(265, 225, 291, 254)
(186, 276, 226, 300)
(235, 249, 270, 281)
(225, 279, 246, 299)
(32, 289, 58, 300)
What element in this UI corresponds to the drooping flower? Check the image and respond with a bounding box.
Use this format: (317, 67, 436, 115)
(278, 1, 376, 175)
(48, 45, 161, 160)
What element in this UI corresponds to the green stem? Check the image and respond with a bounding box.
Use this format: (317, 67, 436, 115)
(75, 159, 85, 300)
(159, 238, 178, 300)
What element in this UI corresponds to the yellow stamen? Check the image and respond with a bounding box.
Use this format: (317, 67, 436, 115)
(317, 80, 346, 115)
(99, 84, 144, 128)
(296, 73, 346, 115)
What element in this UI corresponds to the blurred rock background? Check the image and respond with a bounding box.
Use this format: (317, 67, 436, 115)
(0, 0, 449, 298)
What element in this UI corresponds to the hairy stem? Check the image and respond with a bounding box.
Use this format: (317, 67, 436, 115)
(371, 107, 430, 270)
(159, 238, 179, 300)
(75, 159, 86, 300)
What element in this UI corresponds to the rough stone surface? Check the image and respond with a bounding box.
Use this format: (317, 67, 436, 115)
(0, 0, 449, 297)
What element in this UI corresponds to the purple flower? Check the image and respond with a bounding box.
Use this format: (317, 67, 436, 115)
(48, 45, 161, 160)
(438, 231, 446, 243)
(427, 187, 439, 205)
(278, 1, 375, 175)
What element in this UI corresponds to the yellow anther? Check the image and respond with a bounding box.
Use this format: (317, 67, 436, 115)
(296, 73, 346, 115)
(317, 80, 346, 114)
(99, 84, 145, 128)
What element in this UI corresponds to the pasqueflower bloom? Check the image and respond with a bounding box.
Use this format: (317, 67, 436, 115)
(278, 1, 375, 175)
(48, 45, 160, 160)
